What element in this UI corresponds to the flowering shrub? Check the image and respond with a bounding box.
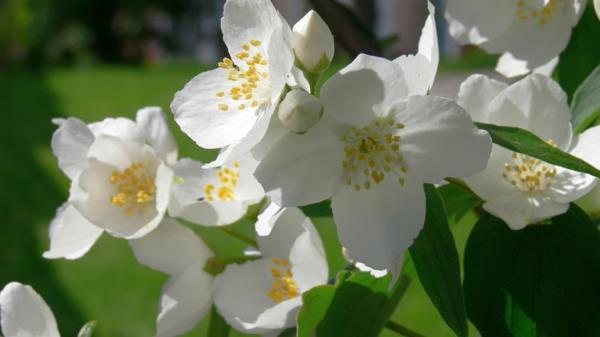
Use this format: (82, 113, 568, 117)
(2, 1, 600, 337)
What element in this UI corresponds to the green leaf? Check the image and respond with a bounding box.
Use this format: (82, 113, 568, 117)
(409, 184, 468, 337)
(476, 122, 600, 178)
(463, 206, 600, 337)
(558, 3, 600, 101)
(298, 271, 413, 337)
(208, 305, 230, 337)
(77, 321, 97, 337)
(571, 64, 600, 133)
(438, 183, 482, 225)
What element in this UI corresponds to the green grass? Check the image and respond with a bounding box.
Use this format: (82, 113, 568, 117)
(0, 61, 476, 337)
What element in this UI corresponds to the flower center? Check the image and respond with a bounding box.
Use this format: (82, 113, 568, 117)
(340, 116, 408, 191)
(502, 140, 558, 193)
(267, 258, 299, 303)
(515, 0, 563, 25)
(215, 39, 271, 112)
(203, 161, 240, 202)
(109, 162, 156, 215)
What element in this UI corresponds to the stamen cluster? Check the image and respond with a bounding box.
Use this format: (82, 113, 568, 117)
(109, 162, 156, 215)
(502, 140, 558, 192)
(267, 258, 299, 303)
(203, 161, 240, 202)
(516, 0, 562, 25)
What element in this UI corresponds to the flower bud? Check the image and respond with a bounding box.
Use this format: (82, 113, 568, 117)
(292, 10, 334, 73)
(277, 89, 322, 133)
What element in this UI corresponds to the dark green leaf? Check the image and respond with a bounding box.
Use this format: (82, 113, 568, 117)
(300, 200, 332, 218)
(571, 64, 600, 133)
(558, 3, 600, 101)
(409, 184, 468, 337)
(277, 328, 296, 337)
(297, 285, 336, 337)
(208, 305, 230, 337)
(77, 321, 97, 337)
(464, 206, 600, 337)
(438, 183, 482, 225)
(476, 122, 600, 178)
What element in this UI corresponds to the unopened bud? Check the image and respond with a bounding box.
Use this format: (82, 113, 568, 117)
(277, 89, 322, 133)
(292, 10, 334, 73)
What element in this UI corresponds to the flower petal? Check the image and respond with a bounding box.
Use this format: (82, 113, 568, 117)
(463, 145, 518, 200)
(320, 54, 409, 126)
(495, 53, 558, 78)
(136, 107, 178, 165)
(257, 207, 318, 259)
(547, 167, 596, 203)
(129, 217, 212, 276)
(213, 259, 300, 334)
(393, 1, 439, 95)
(154, 266, 213, 337)
(394, 95, 492, 184)
(457, 74, 508, 122)
(289, 224, 328, 292)
(331, 172, 425, 270)
(171, 68, 261, 149)
(88, 117, 143, 142)
(483, 192, 569, 230)
(255, 201, 283, 236)
(43, 203, 104, 260)
(0, 282, 60, 337)
(486, 74, 572, 150)
(51, 117, 95, 179)
(445, 0, 514, 45)
(569, 125, 600, 169)
(255, 117, 343, 207)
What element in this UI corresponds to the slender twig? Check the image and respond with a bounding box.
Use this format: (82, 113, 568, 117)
(385, 321, 427, 337)
(217, 226, 258, 247)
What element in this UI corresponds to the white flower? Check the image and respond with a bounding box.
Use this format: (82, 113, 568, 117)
(171, 0, 294, 164)
(213, 207, 328, 335)
(577, 183, 600, 219)
(445, 0, 585, 77)
(277, 88, 323, 133)
(255, 54, 491, 271)
(596, 0, 600, 20)
(0, 282, 94, 337)
(130, 218, 214, 337)
(169, 155, 264, 226)
(458, 74, 600, 229)
(393, 1, 439, 95)
(292, 10, 335, 73)
(46, 107, 176, 259)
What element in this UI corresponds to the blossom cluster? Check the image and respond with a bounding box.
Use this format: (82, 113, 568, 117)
(2, 1, 600, 336)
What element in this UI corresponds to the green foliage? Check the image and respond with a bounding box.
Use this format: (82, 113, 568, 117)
(558, 2, 600, 101)
(208, 306, 231, 337)
(438, 183, 481, 225)
(409, 185, 468, 337)
(571, 64, 600, 133)
(475, 122, 600, 178)
(463, 206, 600, 337)
(297, 270, 400, 337)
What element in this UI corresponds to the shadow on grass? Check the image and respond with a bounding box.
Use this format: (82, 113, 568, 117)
(0, 70, 85, 334)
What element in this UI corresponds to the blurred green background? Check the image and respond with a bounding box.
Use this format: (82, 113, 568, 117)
(0, 0, 495, 336)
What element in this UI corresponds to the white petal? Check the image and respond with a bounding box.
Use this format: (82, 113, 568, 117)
(206, 107, 275, 168)
(394, 95, 492, 184)
(0, 282, 60, 337)
(51, 117, 95, 179)
(87, 135, 153, 171)
(136, 107, 178, 165)
(331, 172, 426, 270)
(496, 53, 558, 78)
(569, 125, 600, 169)
(171, 68, 261, 149)
(457, 74, 508, 122)
(486, 11, 573, 77)
(547, 167, 596, 203)
(463, 145, 519, 201)
(289, 225, 328, 292)
(175, 201, 247, 227)
(257, 208, 318, 259)
(154, 266, 213, 337)
(129, 217, 212, 276)
(255, 201, 283, 236)
(595, 0, 600, 20)
(255, 117, 343, 207)
(445, 0, 514, 45)
(320, 54, 409, 126)
(88, 117, 143, 142)
(486, 74, 572, 150)
(483, 192, 569, 230)
(213, 259, 300, 334)
(43, 203, 103, 260)
(393, 1, 439, 95)
(286, 66, 311, 92)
